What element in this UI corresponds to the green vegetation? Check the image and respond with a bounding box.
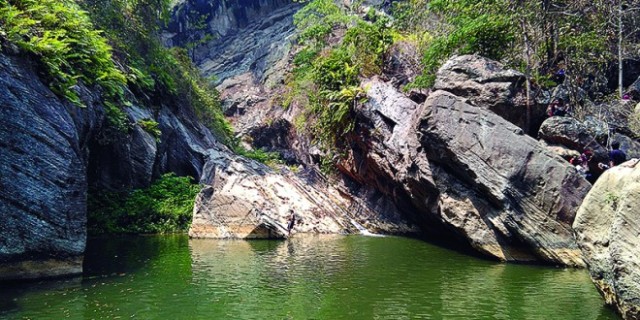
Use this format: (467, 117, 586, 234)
(88, 173, 201, 234)
(0, 0, 232, 143)
(81, 0, 233, 143)
(138, 118, 161, 141)
(604, 191, 620, 211)
(287, 0, 391, 167)
(389, 0, 632, 96)
(408, 0, 515, 88)
(0, 0, 127, 111)
(234, 145, 284, 166)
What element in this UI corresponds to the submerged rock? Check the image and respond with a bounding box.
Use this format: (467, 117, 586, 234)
(573, 159, 640, 319)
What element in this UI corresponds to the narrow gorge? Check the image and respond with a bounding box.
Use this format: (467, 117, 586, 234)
(1, 0, 639, 319)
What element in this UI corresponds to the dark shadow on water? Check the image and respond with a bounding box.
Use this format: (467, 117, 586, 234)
(83, 233, 189, 278)
(0, 276, 83, 317)
(245, 238, 285, 254)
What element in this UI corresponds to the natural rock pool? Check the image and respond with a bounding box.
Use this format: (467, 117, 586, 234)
(0, 235, 619, 319)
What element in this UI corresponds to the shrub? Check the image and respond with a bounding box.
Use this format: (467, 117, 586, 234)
(234, 145, 284, 166)
(88, 173, 201, 234)
(80, 0, 234, 144)
(408, 0, 515, 88)
(138, 118, 161, 141)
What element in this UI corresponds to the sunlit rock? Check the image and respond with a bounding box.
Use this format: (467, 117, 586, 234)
(574, 159, 640, 319)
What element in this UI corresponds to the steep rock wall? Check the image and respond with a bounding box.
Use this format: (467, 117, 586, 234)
(164, 0, 301, 84)
(0, 49, 218, 280)
(0, 52, 94, 280)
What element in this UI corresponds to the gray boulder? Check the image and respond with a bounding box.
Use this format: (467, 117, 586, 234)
(337, 78, 589, 265)
(538, 116, 608, 163)
(613, 133, 640, 159)
(418, 90, 591, 266)
(434, 54, 546, 133)
(573, 159, 640, 319)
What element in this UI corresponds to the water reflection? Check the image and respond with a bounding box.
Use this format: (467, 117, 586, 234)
(0, 234, 619, 320)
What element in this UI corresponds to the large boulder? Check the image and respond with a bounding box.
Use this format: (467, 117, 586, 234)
(434, 54, 546, 134)
(190, 148, 415, 239)
(573, 159, 640, 319)
(337, 78, 590, 265)
(538, 116, 608, 163)
(418, 90, 591, 266)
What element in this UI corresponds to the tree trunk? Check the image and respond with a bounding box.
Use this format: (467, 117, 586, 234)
(619, 0, 624, 99)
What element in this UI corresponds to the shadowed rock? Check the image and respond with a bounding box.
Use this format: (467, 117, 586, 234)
(0, 52, 90, 280)
(0, 49, 221, 280)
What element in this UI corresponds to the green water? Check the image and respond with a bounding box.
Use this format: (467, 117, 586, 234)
(0, 235, 618, 319)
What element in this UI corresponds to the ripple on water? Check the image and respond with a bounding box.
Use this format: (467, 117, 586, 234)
(0, 234, 620, 320)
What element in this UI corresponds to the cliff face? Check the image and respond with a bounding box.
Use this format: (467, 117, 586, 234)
(164, 0, 301, 84)
(0, 52, 93, 280)
(0, 48, 218, 280)
(212, 49, 592, 265)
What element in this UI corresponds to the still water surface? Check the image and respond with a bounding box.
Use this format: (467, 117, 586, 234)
(0, 234, 619, 319)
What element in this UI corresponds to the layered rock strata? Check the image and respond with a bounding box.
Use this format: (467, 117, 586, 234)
(164, 0, 300, 84)
(190, 148, 416, 239)
(419, 90, 590, 265)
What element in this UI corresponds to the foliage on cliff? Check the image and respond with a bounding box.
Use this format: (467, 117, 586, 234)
(287, 0, 392, 162)
(88, 173, 201, 234)
(0, 0, 232, 143)
(0, 0, 127, 107)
